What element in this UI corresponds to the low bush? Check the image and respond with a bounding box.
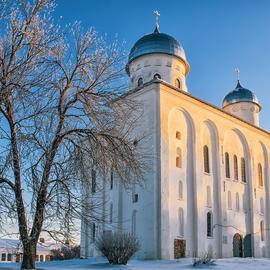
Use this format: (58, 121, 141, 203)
(96, 231, 140, 265)
(193, 252, 215, 267)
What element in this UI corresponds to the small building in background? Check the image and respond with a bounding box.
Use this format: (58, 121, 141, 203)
(0, 238, 56, 263)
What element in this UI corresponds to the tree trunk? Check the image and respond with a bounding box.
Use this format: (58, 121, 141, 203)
(21, 242, 36, 269)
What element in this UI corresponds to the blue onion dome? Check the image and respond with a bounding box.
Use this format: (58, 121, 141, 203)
(127, 28, 189, 71)
(222, 80, 261, 110)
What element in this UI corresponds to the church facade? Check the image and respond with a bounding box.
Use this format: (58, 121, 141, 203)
(80, 22, 270, 260)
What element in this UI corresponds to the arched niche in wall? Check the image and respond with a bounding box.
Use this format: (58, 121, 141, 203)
(168, 107, 197, 257)
(201, 120, 222, 257)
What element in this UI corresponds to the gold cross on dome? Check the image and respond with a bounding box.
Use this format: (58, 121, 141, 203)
(235, 67, 240, 81)
(154, 10, 160, 31)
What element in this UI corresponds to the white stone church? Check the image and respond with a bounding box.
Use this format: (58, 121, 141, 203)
(80, 19, 270, 259)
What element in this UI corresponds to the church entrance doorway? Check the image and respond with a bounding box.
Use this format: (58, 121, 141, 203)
(243, 234, 252, 257)
(174, 239, 186, 258)
(233, 233, 243, 257)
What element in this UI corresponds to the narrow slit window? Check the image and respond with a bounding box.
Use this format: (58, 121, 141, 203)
(91, 169, 96, 193)
(175, 78, 182, 89)
(207, 212, 213, 237)
(178, 181, 183, 200)
(241, 158, 246, 183)
(233, 155, 238, 180)
(258, 163, 263, 187)
(138, 77, 143, 87)
(225, 152, 230, 178)
(203, 145, 210, 173)
(261, 220, 264, 241)
(176, 147, 182, 168)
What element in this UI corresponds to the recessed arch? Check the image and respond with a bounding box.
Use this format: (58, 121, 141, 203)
(168, 107, 197, 256)
(231, 128, 253, 256)
(203, 119, 222, 257)
(259, 141, 270, 256)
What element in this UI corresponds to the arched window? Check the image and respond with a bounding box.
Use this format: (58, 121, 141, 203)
(203, 145, 210, 173)
(207, 212, 213, 237)
(258, 163, 263, 187)
(110, 203, 113, 223)
(132, 210, 137, 235)
(178, 208, 184, 237)
(176, 147, 182, 168)
(260, 220, 264, 241)
(138, 77, 143, 87)
(178, 181, 183, 200)
(154, 73, 161, 79)
(233, 155, 238, 180)
(175, 78, 182, 89)
(206, 186, 212, 207)
(110, 170, 113, 190)
(260, 198, 264, 214)
(176, 131, 181, 140)
(225, 152, 230, 178)
(91, 169, 96, 193)
(228, 191, 232, 209)
(241, 158, 246, 182)
(92, 223, 96, 241)
(236, 192, 240, 211)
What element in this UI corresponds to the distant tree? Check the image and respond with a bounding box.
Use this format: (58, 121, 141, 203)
(51, 245, 80, 260)
(0, 0, 145, 269)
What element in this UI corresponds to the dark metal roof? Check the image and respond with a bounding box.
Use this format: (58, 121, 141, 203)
(222, 81, 260, 109)
(128, 31, 188, 64)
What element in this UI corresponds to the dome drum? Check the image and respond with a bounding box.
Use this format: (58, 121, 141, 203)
(127, 31, 189, 76)
(222, 81, 261, 110)
(222, 81, 261, 126)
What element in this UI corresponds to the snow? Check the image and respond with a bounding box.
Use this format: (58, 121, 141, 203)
(1, 257, 270, 270)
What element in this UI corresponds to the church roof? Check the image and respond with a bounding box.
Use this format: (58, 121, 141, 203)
(128, 30, 188, 66)
(222, 81, 260, 109)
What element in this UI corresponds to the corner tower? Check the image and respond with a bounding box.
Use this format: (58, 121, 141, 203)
(126, 13, 189, 91)
(222, 80, 261, 126)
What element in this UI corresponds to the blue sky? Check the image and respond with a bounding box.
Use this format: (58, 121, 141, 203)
(54, 0, 270, 130)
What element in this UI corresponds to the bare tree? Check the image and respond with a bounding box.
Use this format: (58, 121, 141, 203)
(0, 0, 145, 269)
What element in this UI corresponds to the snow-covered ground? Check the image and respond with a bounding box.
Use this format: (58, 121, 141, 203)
(1, 257, 270, 270)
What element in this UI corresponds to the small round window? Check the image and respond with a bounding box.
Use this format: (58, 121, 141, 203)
(154, 73, 161, 79)
(138, 77, 143, 87)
